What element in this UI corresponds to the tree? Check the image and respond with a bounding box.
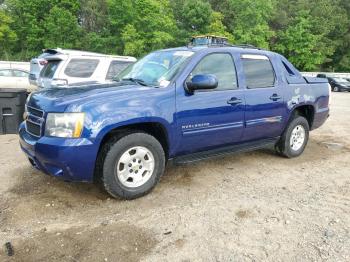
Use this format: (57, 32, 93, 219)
(180, 0, 212, 33)
(0, 9, 17, 59)
(207, 11, 234, 42)
(4, 0, 80, 60)
(43, 6, 81, 49)
(110, 0, 177, 57)
(79, 0, 108, 33)
(274, 11, 324, 70)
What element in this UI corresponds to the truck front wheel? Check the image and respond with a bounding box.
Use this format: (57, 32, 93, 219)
(276, 116, 310, 158)
(102, 132, 165, 199)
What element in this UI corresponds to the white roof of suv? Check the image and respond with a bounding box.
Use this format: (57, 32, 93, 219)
(44, 48, 136, 61)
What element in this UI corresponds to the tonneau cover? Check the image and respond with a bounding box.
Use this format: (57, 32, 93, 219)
(304, 76, 329, 84)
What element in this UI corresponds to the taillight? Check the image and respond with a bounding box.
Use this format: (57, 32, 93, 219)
(328, 83, 332, 106)
(39, 60, 48, 66)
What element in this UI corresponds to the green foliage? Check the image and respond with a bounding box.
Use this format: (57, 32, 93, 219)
(228, 0, 275, 49)
(180, 0, 212, 33)
(1, 0, 350, 71)
(44, 6, 81, 49)
(0, 9, 17, 59)
(274, 11, 324, 70)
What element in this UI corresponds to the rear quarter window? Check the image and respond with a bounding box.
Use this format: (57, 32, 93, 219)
(106, 61, 133, 80)
(64, 59, 99, 78)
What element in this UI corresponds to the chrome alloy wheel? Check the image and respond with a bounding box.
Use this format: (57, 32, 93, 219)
(290, 125, 306, 151)
(115, 146, 155, 188)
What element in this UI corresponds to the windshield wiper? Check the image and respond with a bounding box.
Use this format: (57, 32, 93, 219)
(121, 78, 149, 86)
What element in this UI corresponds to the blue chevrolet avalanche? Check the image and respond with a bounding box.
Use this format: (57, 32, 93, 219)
(19, 44, 330, 199)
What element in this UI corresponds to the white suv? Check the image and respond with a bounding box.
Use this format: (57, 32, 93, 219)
(36, 49, 136, 88)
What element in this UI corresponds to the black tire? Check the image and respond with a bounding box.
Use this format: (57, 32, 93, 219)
(333, 86, 339, 92)
(276, 116, 309, 158)
(102, 132, 165, 199)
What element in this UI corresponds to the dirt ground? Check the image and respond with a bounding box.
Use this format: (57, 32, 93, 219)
(0, 93, 349, 262)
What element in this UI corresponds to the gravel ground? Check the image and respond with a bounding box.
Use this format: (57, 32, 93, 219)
(0, 93, 349, 262)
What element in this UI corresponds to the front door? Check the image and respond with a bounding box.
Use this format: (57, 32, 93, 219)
(239, 54, 286, 141)
(175, 52, 245, 155)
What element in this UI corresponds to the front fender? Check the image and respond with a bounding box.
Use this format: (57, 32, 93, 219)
(94, 116, 173, 145)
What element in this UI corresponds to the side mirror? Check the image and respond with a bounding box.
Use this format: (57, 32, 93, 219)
(185, 74, 218, 93)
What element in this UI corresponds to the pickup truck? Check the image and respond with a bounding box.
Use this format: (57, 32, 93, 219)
(19, 45, 330, 199)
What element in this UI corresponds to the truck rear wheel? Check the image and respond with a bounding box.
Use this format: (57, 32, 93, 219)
(102, 132, 165, 199)
(276, 116, 309, 158)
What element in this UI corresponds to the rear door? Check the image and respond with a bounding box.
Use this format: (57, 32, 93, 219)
(240, 54, 286, 141)
(175, 52, 245, 155)
(12, 70, 30, 89)
(0, 69, 16, 88)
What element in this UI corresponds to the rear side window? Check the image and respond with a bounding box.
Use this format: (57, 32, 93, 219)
(64, 59, 99, 78)
(190, 53, 238, 90)
(40, 60, 60, 78)
(0, 69, 12, 77)
(241, 55, 275, 88)
(106, 61, 133, 80)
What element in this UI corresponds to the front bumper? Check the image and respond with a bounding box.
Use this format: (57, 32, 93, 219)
(19, 122, 98, 182)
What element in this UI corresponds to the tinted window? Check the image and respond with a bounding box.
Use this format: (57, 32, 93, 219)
(41, 60, 60, 78)
(106, 61, 133, 80)
(13, 70, 29, 77)
(64, 59, 99, 78)
(190, 53, 237, 90)
(0, 69, 12, 77)
(242, 55, 275, 88)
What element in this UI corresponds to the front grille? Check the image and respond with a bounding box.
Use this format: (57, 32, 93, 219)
(27, 105, 44, 118)
(25, 105, 44, 137)
(26, 120, 41, 137)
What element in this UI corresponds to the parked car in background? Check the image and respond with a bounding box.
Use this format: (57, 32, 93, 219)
(327, 77, 350, 92)
(35, 49, 136, 88)
(0, 68, 33, 89)
(20, 40, 330, 199)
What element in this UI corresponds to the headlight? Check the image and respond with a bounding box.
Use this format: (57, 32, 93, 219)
(45, 113, 85, 138)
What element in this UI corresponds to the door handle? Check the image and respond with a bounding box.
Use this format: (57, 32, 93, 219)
(269, 94, 282, 101)
(227, 97, 243, 105)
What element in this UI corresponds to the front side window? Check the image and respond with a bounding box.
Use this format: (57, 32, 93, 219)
(242, 54, 275, 89)
(189, 53, 238, 90)
(41, 60, 61, 78)
(64, 59, 99, 78)
(106, 61, 133, 80)
(12, 70, 29, 77)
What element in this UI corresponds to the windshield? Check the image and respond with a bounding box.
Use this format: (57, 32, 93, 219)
(116, 50, 194, 87)
(333, 77, 349, 83)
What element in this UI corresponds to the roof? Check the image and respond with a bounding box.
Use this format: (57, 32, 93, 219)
(42, 48, 136, 61)
(158, 45, 275, 56)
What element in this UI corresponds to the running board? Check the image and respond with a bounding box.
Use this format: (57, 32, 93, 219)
(172, 138, 279, 165)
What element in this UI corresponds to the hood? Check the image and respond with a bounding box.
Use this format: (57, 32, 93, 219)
(27, 82, 157, 112)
